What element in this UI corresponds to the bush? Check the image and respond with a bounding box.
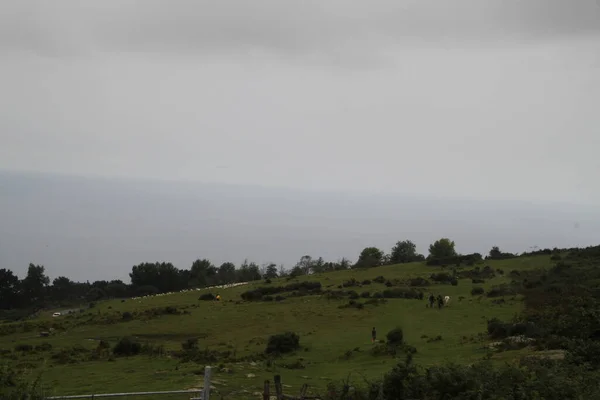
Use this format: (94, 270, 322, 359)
(113, 337, 142, 356)
(472, 278, 485, 284)
(360, 291, 371, 298)
(471, 287, 484, 296)
(342, 278, 360, 288)
(348, 290, 360, 300)
(362, 279, 372, 285)
(372, 292, 384, 299)
(373, 276, 386, 284)
(429, 272, 453, 283)
(407, 277, 429, 287)
(199, 293, 216, 301)
(275, 295, 286, 302)
(263, 295, 274, 302)
(182, 337, 199, 350)
(382, 288, 423, 300)
(14, 344, 33, 352)
(450, 278, 458, 286)
(339, 300, 365, 310)
(386, 328, 404, 345)
(265, 332, 300, 355)
(241, 282, 322, 301)
(487, 285, 517, 297)
(34, 342, 52, 352)
(164, 306, 178, 315)
(265, 278, 272, 284)
(122, 311, 133, 321)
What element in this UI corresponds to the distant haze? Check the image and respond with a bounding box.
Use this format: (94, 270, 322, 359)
(1, 171, 598, 282)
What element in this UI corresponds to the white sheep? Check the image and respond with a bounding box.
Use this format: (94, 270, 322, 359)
(444, 295, 450, 305)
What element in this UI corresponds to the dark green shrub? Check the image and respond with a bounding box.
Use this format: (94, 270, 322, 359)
(450, 278, 458, 286)
(373, 276, 386, 284)
(113, 337, 142, 356)
(14, 344, 33, 352)
(429, 272, 453, 283)
(263, 295, 274, 302)
(386, 328, 404, 345)
(487, 285, 517, 297)
(407, 277, 429, 287)
(164, 306, 178, 315)
(122, 311, 133, 321)
(362, 279, 371, 285)
(275, 295, 286, 301)
(348, 291, 359, 300)
(382, 288, 423, 300)
(471, 287, 484, 296)
(342, 278, 360, 288)
(181, 337, 199, 351)
(265, 332, 300, 355)
(199, 293, 216, 301)
(372, 292, 384, 299)
(34, 342, 52, 352)
(360, 291, 371, 298)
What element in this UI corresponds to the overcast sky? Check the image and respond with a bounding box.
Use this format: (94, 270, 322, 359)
(1, 1, 599, 280)
(1, 0, 599, 203)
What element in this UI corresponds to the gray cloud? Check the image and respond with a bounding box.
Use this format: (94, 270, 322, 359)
(1, 0, 599, 59)
(0, 0, 599, 205)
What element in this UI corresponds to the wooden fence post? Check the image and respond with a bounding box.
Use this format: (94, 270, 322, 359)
(299, 383, 308, 400)
(274, 375, 283, 400)
(263, 380, 271, 400)
(203, 366, 212, 400)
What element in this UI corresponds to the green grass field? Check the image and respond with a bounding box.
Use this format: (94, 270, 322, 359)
(0, 256, 554, 399)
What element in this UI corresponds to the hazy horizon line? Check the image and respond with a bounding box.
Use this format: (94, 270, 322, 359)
(2, 167, 597, 210)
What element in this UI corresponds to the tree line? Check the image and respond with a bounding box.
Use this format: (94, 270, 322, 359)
(0, 238, 522, 317)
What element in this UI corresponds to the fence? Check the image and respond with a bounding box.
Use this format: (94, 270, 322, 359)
(44, 366, 211, 400)
(263, 374, 320, 400)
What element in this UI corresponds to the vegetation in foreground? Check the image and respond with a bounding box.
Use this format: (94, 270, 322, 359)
(2, 240, 600, 399)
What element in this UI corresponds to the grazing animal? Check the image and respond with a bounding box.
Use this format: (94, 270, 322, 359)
(444, 295, 450, 305)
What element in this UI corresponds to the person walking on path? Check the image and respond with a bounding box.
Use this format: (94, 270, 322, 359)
(371, 327, 377, 343)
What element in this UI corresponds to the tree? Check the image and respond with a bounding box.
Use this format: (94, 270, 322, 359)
(0, 269, 20, 309)
(311, 257, 326, 274)
(428, 238, 457, 259)
(51, 276, 75, 302)
(21, 264, 49, 306)
(237, 260, 262, 282)
(295, 255, 314, 275)
(390, 240, 425, 264)
(105, 282, 128, 298)
(129, 262, 181, 293)
(338, 258, 351, 270)
(218, 262, 237, 284)
(264, 263, 278, 279)
(487, 246, 517, 260)
(355, 247, 385, 268)
(190, 259, 217, 287)
(489, 246, 502, 259)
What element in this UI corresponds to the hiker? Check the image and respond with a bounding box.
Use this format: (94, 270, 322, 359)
(437, 295, 443, 309)
(428, 294, 435, 308)
(371, 327, 377, 343)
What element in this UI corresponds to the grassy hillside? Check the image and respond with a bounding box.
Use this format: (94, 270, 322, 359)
(0, 256, 555, 398)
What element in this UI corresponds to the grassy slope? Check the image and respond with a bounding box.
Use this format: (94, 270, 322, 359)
(0, 256, 553, 398)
